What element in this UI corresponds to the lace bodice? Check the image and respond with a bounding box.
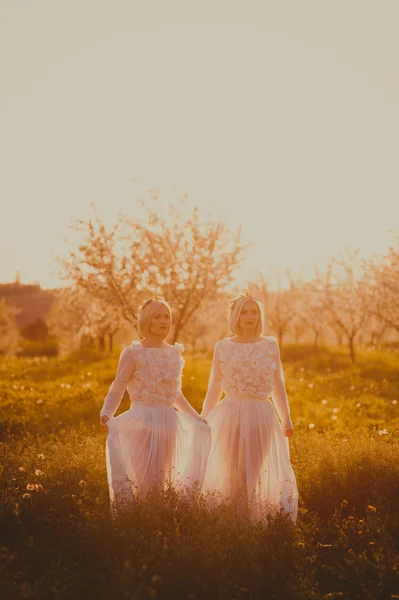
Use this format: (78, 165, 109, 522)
(201, 336, 293, 429)
(129, 341, 185, 406)
(100, 341, 186, 417)
(217, 337, 278, 398)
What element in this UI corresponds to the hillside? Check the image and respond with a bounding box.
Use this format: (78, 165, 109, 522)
(0, 281, 57, 327)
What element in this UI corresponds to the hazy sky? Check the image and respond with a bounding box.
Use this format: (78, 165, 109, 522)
(1, 1, 398, 288)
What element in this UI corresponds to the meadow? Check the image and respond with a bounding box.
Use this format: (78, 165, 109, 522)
(1, 345, 398, 600)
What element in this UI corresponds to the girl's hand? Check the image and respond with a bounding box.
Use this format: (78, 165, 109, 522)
(283, 428, 293, 438)
(100, 415, 110, 431)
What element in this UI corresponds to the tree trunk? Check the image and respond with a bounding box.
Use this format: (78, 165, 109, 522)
(369, 329, 377, 346)
(278, 329, 284, 348)
(98, 336, 105, 351)
(334, 328, 344, 346)
(313, 329, 320, 349)
(294, 330, 301, 345)
(108, 333, 114, 353)
(349, 335, 356, 363)
(376, 324, 389, 344)
(170, 318, 183, 344)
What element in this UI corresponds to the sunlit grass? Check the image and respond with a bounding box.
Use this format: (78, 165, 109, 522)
(1, 345, 398, 598)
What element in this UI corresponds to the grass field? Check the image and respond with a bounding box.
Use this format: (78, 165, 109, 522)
(1, 345, 398, 599)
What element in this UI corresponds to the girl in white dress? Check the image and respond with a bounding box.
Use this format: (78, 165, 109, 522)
(100, 298, 210, 512)
(200, 293, 298, 521)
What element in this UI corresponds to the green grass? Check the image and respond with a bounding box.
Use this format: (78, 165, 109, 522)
(1, 346, 398, 599)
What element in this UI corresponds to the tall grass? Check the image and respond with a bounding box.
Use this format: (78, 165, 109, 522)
(1, 346, 398, 599)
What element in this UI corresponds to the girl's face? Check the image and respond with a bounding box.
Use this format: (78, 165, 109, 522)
(237, 299, 259, 333)
(149, 304, 171, 339)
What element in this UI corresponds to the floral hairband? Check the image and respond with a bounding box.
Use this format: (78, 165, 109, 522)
(137, 294, 166, 313)
(228, 291, 258, 309)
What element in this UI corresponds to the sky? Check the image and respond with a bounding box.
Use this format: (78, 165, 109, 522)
(1, 0, 398, 289)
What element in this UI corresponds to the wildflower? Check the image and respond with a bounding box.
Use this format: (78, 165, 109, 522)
(321, 399, 328, 405)
(392, 400, 397, 405)
(308, 423, 315, 429)
(332, 415, 337, 420)
(326, 367, 331, 372)
(356, 402, 361, 408)
(363, 387, 368, 392)
(26, 483, 43, 492)
(22, 493, 31, 499)
(37, 453, 45, 459)
(36, 399, 43, 405)
(367, 505, 377, 512)
(297, 541, 305, 548)
(65, 383, 71, 389)
(308, 383, 314, 389)
(13, 384, 18, 390)
(87, 371, 92, 376)
(333, 408, 338, 413)
(18, 466, 26, 471)
(35, 469, 44, 477)
(79, 480, 86, 487)
(350, 385, 355, 391)
(378, 429, 388, 436)
(60, 383, 65, 388)
(299, 377, 304, 383)
(190, 376, 195, 380)
(300, 367, 304, 372)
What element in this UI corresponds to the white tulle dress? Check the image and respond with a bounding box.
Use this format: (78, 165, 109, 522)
(100, 341, 211, 511)
(200, 336, 298, 521)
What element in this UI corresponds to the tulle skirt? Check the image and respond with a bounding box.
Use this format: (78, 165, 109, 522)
(202, 395, 298, 522)
(106, 402, 211, 512)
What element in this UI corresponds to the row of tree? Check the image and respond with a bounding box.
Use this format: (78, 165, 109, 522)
(48, 193, 398, 362)
(1, 193, 397, 360)
(246, 244, 397, 362)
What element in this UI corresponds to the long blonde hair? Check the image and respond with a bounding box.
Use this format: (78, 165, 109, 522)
(228, 293, 264, 336)
(137, 298, 172, 339)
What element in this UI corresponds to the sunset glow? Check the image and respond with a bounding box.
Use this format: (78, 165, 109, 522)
(1, 2, 398, 288)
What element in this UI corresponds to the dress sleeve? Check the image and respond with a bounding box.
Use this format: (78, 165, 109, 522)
(174, 392, 203, 420)
(200, 342, 223, 420)
(270, 339, 293, 430)
(100, 347, 135, 419)
(173, 344, 203, 421)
